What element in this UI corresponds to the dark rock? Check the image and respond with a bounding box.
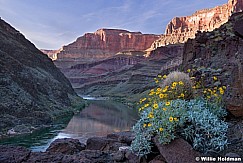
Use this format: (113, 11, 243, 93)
(125, 150, 141, 163)
(26, 152, 64, 163)
(107, 131, 135, 145)
(234, 16, 243, 38)
(111, 151, 125, 162)
(86, 136, 119, 151)
(149, 155, 166, 163)
(79, 150, 113, 163)
(0, 145, 31, 163)
(153, 137, 201, 163)
(46, 138, 86, 154)
(225, 152, 241, 158)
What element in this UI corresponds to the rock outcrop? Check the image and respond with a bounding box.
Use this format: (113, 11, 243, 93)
(182, 12, 243, 117)
(151, 0, 243, 49)
(0, 18, 82, 137)
(56, 29, 160, 61)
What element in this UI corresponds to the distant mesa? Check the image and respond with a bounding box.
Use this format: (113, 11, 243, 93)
(41, 29, 159, 62)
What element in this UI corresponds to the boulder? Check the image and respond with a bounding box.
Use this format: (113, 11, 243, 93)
(46, 138, 86, 154)
(86, 136, 128, 151)
(153, 137, 201, 163)
(0, 145, 31, 163)
(107, 131, 135, 145)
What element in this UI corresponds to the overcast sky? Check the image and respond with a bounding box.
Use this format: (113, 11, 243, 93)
(0, 0, 228, 49)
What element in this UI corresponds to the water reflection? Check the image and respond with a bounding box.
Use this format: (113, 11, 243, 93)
(31, 100, 138, 151)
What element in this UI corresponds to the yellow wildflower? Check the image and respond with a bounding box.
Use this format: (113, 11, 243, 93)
(169, 117, 173, 122)
(153, 103, 158, 109)
(166, 101, 170, 106)
(159, 128, 164, 132)
(159, 94, 164, 99)
(180, 93, 185, 98)
(143, 124, 147, 128)
(213, 76, 218, 80)
(179, 81, 184, 85)
(220, 90, 224, 95)
(158, 75, 162, 78)
(223, 86, 226, 89)
(163, 108, 167, 111)
(149, 92, 154, 96)
(147, 123, 152, 127)
(174, 117, 178, 121)
(172, 82, 177, 87)
(148, 112, 154, 118)
(163, 75, 167, 79)
(144, 104, 149, 107)
(187, 69, 191, 73)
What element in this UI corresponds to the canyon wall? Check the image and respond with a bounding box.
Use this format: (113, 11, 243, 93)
(0, 18, 81, 136)
(182, 12, 243, 117)
(151, 0, 243, 49)
(56, 29, 160, 61)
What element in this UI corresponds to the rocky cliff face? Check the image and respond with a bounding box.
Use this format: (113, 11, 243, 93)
(56, 29, 160, 61)
(182, 12, 243, 117)
(0, 18, 81, 137)
(151, 0, 243, 49)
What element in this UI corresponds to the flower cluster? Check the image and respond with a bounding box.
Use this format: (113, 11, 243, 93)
(130, 70, 228, 156)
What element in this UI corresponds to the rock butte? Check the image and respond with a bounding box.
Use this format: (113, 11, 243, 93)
(56, 29, 160, 61)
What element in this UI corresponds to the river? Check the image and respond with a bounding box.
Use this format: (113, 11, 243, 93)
(0, 99, 138, 151)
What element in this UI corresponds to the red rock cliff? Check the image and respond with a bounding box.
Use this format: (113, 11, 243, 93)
(151, 0, 243, 49)
(56, 29, 160, 61)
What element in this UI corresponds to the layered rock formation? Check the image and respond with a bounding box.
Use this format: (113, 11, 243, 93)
(0, 18, 82, 137)
(182, 12, 243, 117)
(56, 29, 160, 61)
(151, 0, 243, 49)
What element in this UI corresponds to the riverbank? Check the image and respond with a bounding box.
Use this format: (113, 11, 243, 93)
(0, 131, 241, 163)
(0, 96, 86, 140)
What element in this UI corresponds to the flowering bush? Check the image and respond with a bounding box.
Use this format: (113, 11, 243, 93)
(130, 70, 228, 156)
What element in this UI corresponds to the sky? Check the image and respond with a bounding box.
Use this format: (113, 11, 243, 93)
(0, 0, 228, 49)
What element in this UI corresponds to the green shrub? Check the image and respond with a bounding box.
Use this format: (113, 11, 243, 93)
(131, 70, 228, 156)
(181, 99, 228, 153)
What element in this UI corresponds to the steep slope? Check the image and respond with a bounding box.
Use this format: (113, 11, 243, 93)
(0, 18, 82, 136)
(182, 12, 243, 117)
(150, 0, 243, 49)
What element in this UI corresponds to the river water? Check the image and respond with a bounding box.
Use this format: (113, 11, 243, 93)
(0, 99, 138, 151)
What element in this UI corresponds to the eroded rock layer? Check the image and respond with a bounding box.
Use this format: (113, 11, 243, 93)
(56, 29, 160, 61)
(151, 0, 243, 49)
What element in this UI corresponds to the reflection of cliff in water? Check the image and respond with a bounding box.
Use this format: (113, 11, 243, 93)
(59, 100, 138, 143)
